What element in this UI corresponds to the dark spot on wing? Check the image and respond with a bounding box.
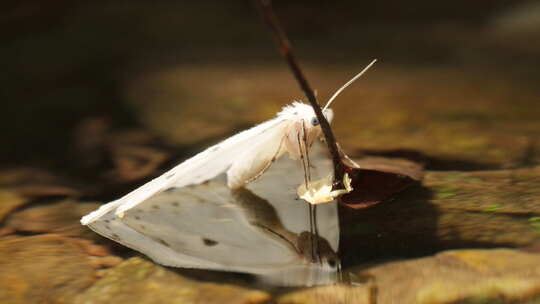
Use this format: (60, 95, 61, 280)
(104, 220, 110, 223)
(112, 233, 120, 239)
(152, 205, 160, 210)
(172, 202, 179, 207)
(164, 187, 177, 193)
(105, 225, 111, 230)
(158, 239, 171, 247)
(135, 215, 141, 220)
(203, 238, 218, 246)
(165, 172, 175, 179)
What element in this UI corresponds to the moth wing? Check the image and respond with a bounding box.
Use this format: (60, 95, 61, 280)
(81, 199, 221, 268)
(226, 122, 290, 189)
(110, 117, 291, 216)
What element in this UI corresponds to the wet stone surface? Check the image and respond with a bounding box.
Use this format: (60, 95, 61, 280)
(73, 257, 270, 304)
(339, 166, 540, 265)
(279, 248, 540, 304)
(1, 62, 540, 302)
(0, 235, 100, 304)
(0, 190, 28, 223)
(2, 65, 540, 302)
(4, 200, 102, 237)
(1, 3, 540, 300)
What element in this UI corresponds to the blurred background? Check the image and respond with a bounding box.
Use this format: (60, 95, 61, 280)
(2, 0, 539, 170)
(1, 1, 540, 303)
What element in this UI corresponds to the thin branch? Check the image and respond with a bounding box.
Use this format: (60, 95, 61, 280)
(254, 0, 346, 189)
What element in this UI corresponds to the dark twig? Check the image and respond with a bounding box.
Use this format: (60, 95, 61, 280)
(254, 0, 346, 189)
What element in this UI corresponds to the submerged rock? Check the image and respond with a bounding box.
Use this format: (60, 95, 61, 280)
(340, 166, 540, 263)
(4, 200, 101, 238)
(278, 285, 373, 304)
(74, 257, 270, 304)
(359, 248, 540, 304)
(0, 235, 98, 304)
(0, 190, 28, 223)
(278, 248, 540, 304)
(427, 167, 540, 246)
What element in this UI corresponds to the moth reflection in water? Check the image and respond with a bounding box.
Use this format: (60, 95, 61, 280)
(82, 144, 341, 286)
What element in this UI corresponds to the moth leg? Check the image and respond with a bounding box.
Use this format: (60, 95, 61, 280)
(296, 130, 309, 188)
(296, 128, 312, 255)
(301, 120, 312, 182)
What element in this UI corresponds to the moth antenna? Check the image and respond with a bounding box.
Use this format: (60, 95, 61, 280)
(323, 59, 377, 111)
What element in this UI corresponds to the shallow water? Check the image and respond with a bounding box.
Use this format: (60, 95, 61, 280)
(2, 1, 540, 303)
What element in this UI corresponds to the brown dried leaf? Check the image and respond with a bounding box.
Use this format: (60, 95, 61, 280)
(339, 156, 424, 209)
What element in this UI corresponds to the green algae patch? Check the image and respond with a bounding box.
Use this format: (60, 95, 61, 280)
(482, 204, 502, 213)
(434, 186, 459, 199)
(530, 217, 540, 234)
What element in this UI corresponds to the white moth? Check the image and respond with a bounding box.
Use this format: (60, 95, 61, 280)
(81, 59, 376, 223)
(82, 102, 333, 223)
(80, 60, 376, 285)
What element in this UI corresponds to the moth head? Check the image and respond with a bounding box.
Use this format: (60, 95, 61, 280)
(310, 108, 333, 127)
(297, 231, 341, 270)
(318, 246, 340, 272)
